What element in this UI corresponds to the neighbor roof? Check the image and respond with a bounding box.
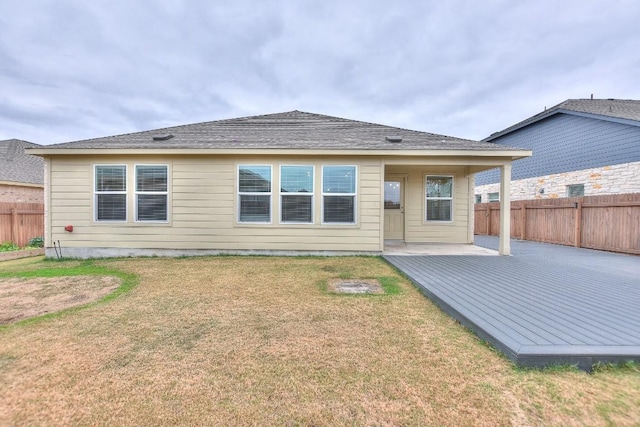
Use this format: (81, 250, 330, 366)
(33, 110, 526, 153)
(485, 99, 640, 142)
(0, 139, 44, 185)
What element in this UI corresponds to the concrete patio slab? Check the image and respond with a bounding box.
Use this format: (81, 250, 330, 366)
(383, 241, 498, 256)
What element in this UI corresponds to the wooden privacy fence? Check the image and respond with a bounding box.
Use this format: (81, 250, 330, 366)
(0, 202, 44, 247)
(474, 193, 640, 255)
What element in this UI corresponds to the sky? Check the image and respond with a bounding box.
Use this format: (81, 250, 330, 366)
(1, 0, 639, 145)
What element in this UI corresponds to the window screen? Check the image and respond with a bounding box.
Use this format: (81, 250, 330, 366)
(238, 165, 272, 222)
(426, 176, 453, 221)
(95, 165, 127, 221)
(136, 165, 168, 221)
(322, 166, 356, 223)
(281, 166, 313, 223)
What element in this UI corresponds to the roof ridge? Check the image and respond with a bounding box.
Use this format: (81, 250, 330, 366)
(46, 110, 477, 146)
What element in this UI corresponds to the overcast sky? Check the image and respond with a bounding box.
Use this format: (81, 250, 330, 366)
(1, 0, 639, 145)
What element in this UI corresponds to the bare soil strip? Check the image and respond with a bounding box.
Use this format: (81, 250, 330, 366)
(0, 276, 120, 324)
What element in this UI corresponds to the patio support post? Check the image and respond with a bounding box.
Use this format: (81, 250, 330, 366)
(499, 164, 511, 255)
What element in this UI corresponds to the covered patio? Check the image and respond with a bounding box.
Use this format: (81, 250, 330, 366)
(383, 162, 517, 255)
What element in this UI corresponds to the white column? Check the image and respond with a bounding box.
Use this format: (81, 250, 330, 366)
(467, 169, 475, 243)
(499, 164, 511, 255)
(44, 157, 51, 250)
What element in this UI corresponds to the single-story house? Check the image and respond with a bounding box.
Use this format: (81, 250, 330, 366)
(0, 139, 44, 203)
(30, 111, 531, 258)
(475, 98, 640, 201)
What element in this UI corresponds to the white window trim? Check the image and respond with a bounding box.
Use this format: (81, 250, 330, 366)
(94, 164, 128, 223)
(425, 175, 454, 223)
(321, 165, 358, 225)
(487, 192, 500, 202)
(134, 164, 169, 223)
(237, 164, 273, 224)
(279, 165, 315, 224)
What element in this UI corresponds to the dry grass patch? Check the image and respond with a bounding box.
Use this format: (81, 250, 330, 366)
(0, 256, 638, 426)
(0, 276, 120, 324)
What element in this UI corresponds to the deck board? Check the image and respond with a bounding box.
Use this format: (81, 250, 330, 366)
(384, 252, 640, 370)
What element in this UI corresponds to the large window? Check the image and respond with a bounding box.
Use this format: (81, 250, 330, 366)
(136, 165, 168, 222)
(95, 165, 127, 221)
(238, 165, 272, 223)
(280, 165, 313, 223)
(426, 176, 453, 222)
(322, 165, 356, 224)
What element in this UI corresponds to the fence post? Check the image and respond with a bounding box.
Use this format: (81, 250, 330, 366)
(10, 208, 18, 245)
(574, 200, 582, 248)
(520, 203, 527, 240)
(485, 205, 491, 235)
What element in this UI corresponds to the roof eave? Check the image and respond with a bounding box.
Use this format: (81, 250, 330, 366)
(0, 180, 44, 188)
(485, 108, 640, 142)
(28, 147, 531, 159)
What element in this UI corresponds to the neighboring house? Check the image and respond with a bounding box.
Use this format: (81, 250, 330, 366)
(475, 99, 640, 202)
(0, 139, 44, 203)
(30, 110, 530, 258)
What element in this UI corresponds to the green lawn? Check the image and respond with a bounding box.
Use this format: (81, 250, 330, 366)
(1, 256, 639, 426)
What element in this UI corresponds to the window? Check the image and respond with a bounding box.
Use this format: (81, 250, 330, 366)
(488, 192, 500, 202)
(238, 165, 272, 223)
(95, 165, 127, 221)
(136, 165, 168, 222)
(280, 165, 313, 223)
(384, 181, 401, 209)
(425, 176, 453, 221)
(475, 194, 482, 204)
(322, 165, 356, 224)
(567, 184, 584, 197)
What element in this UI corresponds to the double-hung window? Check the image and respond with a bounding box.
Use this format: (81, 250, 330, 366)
(238, 165, 272, 223)
(136, 165, 168, 222)
(280, 165, 314, 223)
(425, 176, 453, 222)
(322, 165, 356, 224)
(95, 165, 127, 221)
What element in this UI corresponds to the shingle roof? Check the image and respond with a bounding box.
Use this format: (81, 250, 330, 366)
(485, 99, 640, 141)
(41, 110, 524, 152)
(0, 139, 44, 185)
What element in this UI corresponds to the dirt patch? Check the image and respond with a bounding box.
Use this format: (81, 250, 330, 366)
(0, 249, 44, 262)
(327, 278, 384, 294)
(0, 275, 120, 324)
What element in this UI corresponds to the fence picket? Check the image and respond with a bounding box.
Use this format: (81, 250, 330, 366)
(474, 193, 640, 255)
(0, 203, 44, 247)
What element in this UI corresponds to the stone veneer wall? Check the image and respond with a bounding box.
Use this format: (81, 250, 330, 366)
(0, 184, 44, 203)
(475, 161, 640, 202)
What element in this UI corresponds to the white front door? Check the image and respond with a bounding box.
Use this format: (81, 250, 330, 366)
(384, 179, 404, 240)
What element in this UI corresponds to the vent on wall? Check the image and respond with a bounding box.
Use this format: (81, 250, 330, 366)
(153, 134, 174, 141)
(385, 136, 403, 143)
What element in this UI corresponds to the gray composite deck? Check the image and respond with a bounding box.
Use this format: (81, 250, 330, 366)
(384, 241, 640, 370)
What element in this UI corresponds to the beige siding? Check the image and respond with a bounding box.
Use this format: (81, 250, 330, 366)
(385, 165, 472, 243)
(48, 155, 384, 253)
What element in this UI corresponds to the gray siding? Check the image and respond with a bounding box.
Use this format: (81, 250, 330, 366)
(476, 113, 640, 185)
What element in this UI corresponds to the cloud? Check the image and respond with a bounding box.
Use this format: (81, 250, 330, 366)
(1, 0, 639, 144)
